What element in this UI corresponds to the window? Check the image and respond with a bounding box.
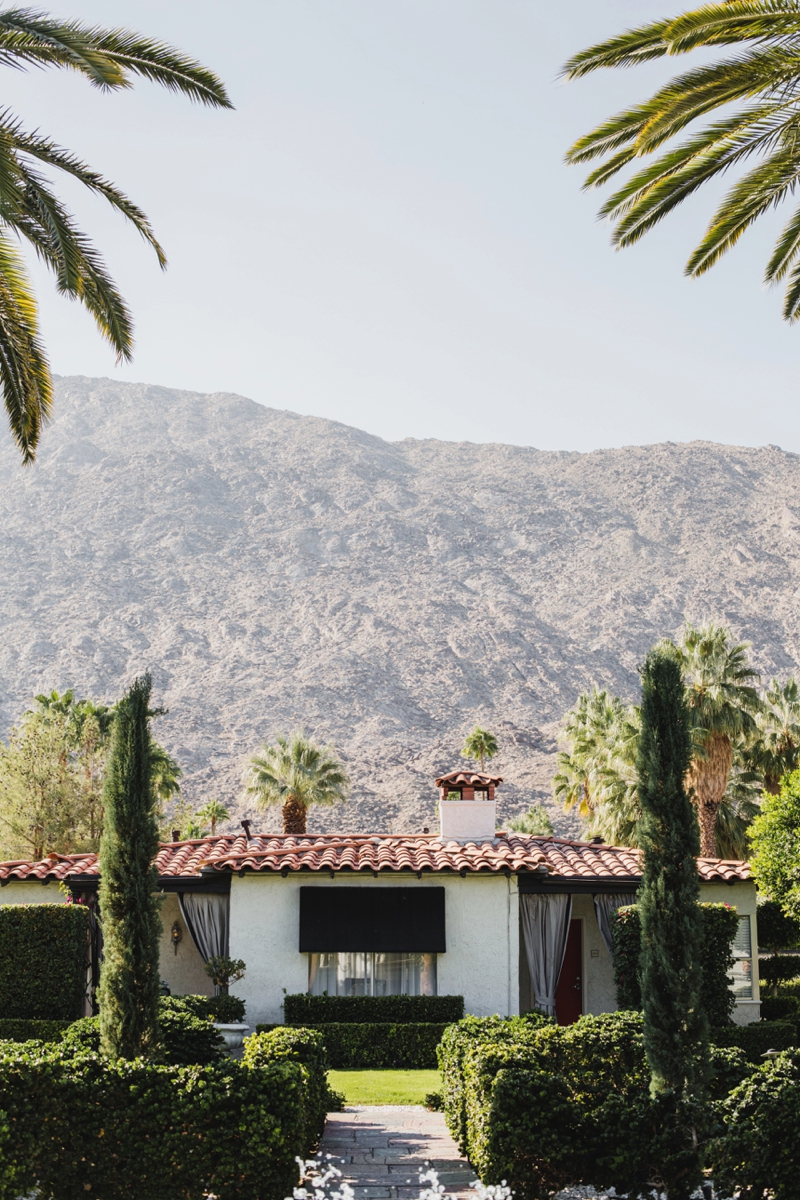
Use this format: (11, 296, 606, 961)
(731, 915, 753, 999)
(308, 951, 437, 996)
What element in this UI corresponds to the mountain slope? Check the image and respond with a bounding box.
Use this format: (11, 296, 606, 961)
(0, 376, 798, 837)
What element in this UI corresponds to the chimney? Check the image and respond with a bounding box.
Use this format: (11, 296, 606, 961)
(171, 829, 181, 843)
(434, 771, 503, 842)
(241, 819, 252, 839)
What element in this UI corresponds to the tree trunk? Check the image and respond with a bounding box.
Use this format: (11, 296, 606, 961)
(685, 733, 733, 857)
(282, 795, 307, 834)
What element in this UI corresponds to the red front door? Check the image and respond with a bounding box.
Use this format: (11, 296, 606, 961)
(554, 919, 583, 1025)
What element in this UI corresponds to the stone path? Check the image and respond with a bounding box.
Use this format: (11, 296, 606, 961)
(320, 1106, 478, 1199)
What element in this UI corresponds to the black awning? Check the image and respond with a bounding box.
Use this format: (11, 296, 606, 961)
(299, 886, 446, 952)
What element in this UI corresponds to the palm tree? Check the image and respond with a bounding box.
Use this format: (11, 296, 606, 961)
(554, 688, 641, 843)
(747, 678, 800, 793)
(245, 733, 349, 835)
(196, 798, 230, 836)
(149, 742, 182, 806)
(563, 0, 800, 321)
(675, 625, 762, 856)
(0, 9, 231, 461)
(461, 727, 498, 773)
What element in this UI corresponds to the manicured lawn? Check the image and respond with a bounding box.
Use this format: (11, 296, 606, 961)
(328, 1068, 441, 1105)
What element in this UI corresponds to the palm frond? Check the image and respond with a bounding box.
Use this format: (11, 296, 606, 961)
(0, 231, 50, 461)
(562, 19, 672, 79)
(92, 27, 232, 108)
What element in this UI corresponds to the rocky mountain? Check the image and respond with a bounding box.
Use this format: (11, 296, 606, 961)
(1, 376, 798, 839)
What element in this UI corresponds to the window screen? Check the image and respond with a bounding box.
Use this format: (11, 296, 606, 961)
(299, 887, 446, 952)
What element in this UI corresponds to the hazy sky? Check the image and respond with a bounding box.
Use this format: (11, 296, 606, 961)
(11, 1, 800, 451)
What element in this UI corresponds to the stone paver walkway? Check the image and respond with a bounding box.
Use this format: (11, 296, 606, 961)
(320, 1106, 478, 1199)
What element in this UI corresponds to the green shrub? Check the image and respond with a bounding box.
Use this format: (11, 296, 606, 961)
(437, 1012, 556, 1153)
(61, 999, 225, 1066)
(759, 953, 800, 987)
(707, 1045, 754, 1101)
(710, 1048, 800, 1200)
(243, 1026, 330, 1144)
(0, 1042, 309, 1200)
(709, 1019, 796, 1061)
(760, 995, 800, 1022)
(756, 898, 800, 953)
(0, 1019, 71, 1043)
(175, 993, 246, 1023)
(304, 1021, 448, 1068)
(611, 902, 739, 1026)
(0, 903, 88, 1019)
(283, 993, 464, 1024)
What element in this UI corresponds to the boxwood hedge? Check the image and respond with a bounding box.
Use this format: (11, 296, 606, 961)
(283, 993, 463, 1024)
(0, 1045, 308, 1200)
(0, 1019, 71, 1043)
(255, 1020, 449, 1068)
(437, 1010, 765, 1200)
(612, 902, 739, 1027)
(0, 903, 88, 1019)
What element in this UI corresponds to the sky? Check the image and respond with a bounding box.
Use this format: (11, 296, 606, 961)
(9, 0, 800, 452)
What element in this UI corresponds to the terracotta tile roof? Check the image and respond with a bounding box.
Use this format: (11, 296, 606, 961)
(0, 833, 751, 884)
(435, 771, 503, 787)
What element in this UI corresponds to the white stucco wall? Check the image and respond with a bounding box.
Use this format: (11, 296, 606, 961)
(229, 871, 519, 1027)
(0, 881, 66, 904)
(699, 879, 760, 1024)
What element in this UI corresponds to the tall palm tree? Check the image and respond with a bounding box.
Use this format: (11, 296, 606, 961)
(461, 727, 498, 773)
(563, 0, 800, 321)
(747, 677, 800, 792)
(675, 625, 762, 856)
(0, 9, 231, 461)
(245, 733, 349, 835)
(196, 797, 230, 836)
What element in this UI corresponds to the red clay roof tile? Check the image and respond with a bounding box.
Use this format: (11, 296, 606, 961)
(0, 833, 750, 884)
(435, 771, 503, 787)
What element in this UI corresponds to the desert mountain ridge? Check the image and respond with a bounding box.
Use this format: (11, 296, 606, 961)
(1, 375, 798, 840)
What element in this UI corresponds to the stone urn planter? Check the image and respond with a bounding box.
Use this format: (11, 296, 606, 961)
(214, 1022, 250, 1050)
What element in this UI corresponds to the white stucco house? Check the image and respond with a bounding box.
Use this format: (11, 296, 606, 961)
(0, 771, 759, 1026)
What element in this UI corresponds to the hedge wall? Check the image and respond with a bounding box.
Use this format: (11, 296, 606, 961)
(256, 1020, 448, 1068)
(612, 902, 739, 1026)
(0, 1020, 71, 1044)
(243, 1026, 331, 1143)
(0, 903, 88, 1020)
(283, 993, 464, 1025)
(0, 1036, 324, 1199)
(760, 995, 800, 1023)
(709, 1020, 796, 1062)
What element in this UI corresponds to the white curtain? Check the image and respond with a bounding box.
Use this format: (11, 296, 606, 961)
(592, 893, 631, 958)
(520, 893, 572, 1017)
(178, 893, 230, 962)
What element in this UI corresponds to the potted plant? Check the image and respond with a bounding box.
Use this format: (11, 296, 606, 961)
(204, 956, 249, 1049)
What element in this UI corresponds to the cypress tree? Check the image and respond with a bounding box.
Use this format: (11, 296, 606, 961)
(637, 647, 708, 1097)
(98, 673, 161, 1058)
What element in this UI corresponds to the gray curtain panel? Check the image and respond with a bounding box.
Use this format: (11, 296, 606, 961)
(520, 893, 573, 1017)
(592, 893, 631, 958)
(178, 893, 230, 962)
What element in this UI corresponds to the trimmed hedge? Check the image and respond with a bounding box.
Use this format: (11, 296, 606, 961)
(760, 995, 800, 1022)
(0, 903, 88, 1019)
(438, 1010, 766, 1200)
(0, 1019, 71, 1043)
(709, 1019, 796, 1062)
(175, 993, 246, 1024)
(0, 1042, 311, 1200)
(255, 1021, 448, 1068)
(283, 993, 464, 1025)
(612, 902, 739, 1026)
(60, 999, 225, 1066)
(710, 1048, 800, 1200)
(243, 1026, 331, 1144)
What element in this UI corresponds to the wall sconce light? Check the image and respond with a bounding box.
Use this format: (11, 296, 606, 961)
(171, 921, 182, 956)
